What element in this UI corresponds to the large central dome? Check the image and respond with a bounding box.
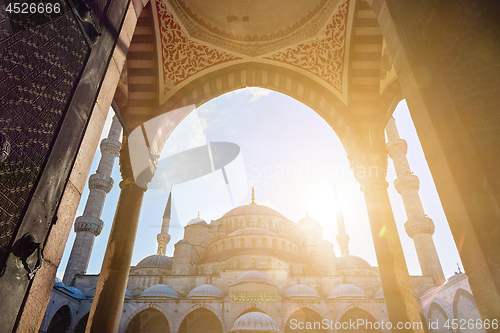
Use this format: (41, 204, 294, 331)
(221, 204, 285, 219)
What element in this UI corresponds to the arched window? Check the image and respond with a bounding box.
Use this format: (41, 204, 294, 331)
(282, 241, 286, 250)
(262, 238, 268, 248)
(240, 238, 246, 248)
(294, 247, 298, 255)
(229, 239, 234, 249)
(251, 237, 257, 248)
(272, 239, 277, 249)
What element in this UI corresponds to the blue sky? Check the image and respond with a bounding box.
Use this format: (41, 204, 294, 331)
(57, 88, 462, 280)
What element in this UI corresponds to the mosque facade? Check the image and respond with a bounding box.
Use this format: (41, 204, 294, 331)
(40, 188, 483, 333)
(38, 117, 486, 333)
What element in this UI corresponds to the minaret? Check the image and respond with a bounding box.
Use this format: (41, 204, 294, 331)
(63, 116, 122, 285)
(157, 188, 172, 255)
(334, 184, 350, 256)
(386, 117, 445, 285)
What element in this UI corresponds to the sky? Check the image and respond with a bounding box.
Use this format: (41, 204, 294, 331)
(57, 87, 462, 280)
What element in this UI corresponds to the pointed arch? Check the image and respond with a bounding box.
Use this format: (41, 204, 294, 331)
(283, 306, 329, 333)
(178, 307, 224, 333)
(46, 305, 71, 333)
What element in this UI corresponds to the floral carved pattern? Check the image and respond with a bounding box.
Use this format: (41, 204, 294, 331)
(156, 1, 241, 94)
(264, 0, 349, 92)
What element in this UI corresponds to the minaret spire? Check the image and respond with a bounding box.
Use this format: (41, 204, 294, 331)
(157, 187, 172, 255)
(64, 116, 122, 285)
(386, 117, 445, 285)
(334, 183, 350, 256)
(250, 186, 256, 205)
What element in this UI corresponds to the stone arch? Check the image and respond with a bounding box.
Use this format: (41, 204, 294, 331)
(262, 237, 268, 248)
(334, 304, 383, 332)
(177, 305, 225, 333)
(452, 289, 484, 333)
(427, 302, 451, 333)
(282, 304, 330, 332)
(237, 306, 267, 318)
(122, 303, 174, 333)
(124, 307, 171, 333)
(73, 313, 89, 333)
(423, 296, 451, 321)
(46, 305, 71, 333)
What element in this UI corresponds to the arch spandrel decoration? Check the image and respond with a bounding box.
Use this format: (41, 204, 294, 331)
(152, 0, 354, 105)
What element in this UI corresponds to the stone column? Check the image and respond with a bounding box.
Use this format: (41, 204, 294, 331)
(348, 128, 424, 332)
(86, 135, 146, 333)
(386, 118, 445, 285)
(64, 116, 122, 285)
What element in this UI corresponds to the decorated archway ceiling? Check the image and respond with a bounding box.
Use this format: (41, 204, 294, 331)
(120, 0, 401, 135)
(153, 0, 354, 103)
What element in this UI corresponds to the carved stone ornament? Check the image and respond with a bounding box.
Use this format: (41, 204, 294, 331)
(74, 216, 104, 235)
(100, 137, 121, 156)
(264, 0, 350, 92)
(394, 174, 420, 194)
(386, 138, 408, 158)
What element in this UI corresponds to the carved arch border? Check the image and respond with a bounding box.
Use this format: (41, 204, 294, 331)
(120, 303, 174, 333)
(333, 303, 384, 331)
(156, 62, 350, 144)
(174, 303, 227, 333)
(280, 303, 333, 333)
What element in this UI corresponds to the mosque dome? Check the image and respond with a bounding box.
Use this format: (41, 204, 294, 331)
(284, 285, 320, 298)
(374, 287, 384, 299)
(141, 284, 179, 298)
(222, 204, 285, 219)
(228, 228, 277, 237)
(136, 254, 173, 269)
(230, 312, 281, 332)
(234, 270, 274, 285)
(54, 277, 64, 288)
(187, 284, 224, 298)
(64, 286, 86, 300)
(328, 284, 367, 299)
(336, 255, 372, 270)
(187, 216, 208, 226)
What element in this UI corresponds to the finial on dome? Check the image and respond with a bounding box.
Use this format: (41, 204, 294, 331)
(457, 263, 462, 274)
(198, 211, 200, 218)
(306, 211, 308, 217)
(250, 187, 256, 204)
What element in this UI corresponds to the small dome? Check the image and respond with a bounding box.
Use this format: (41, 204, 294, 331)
(54, 277, 64, 288)
(136, 254, 173, 269)
(336, 255, 371, 270)
(284, 285, 320, 298)
(234, 270, 273, 285)
(228, 228, 277, 237)
(328, 284, 367, 299)
(230, 312, 281, 332)
(187, 216, 207, 226)
(141, 284, 179, 298)
(177, 239, 190, 244)
(187, 284, 224, 298)
(374, 288, 384, 299)
(64, 286, 86, 300)
(222, 204, 285, 219)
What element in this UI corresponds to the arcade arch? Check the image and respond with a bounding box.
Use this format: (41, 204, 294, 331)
(125, 308, 170, 333)
(178, 308, 223, 333)
(46, 305, 71, 333)
(284, 308, 328, 333)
